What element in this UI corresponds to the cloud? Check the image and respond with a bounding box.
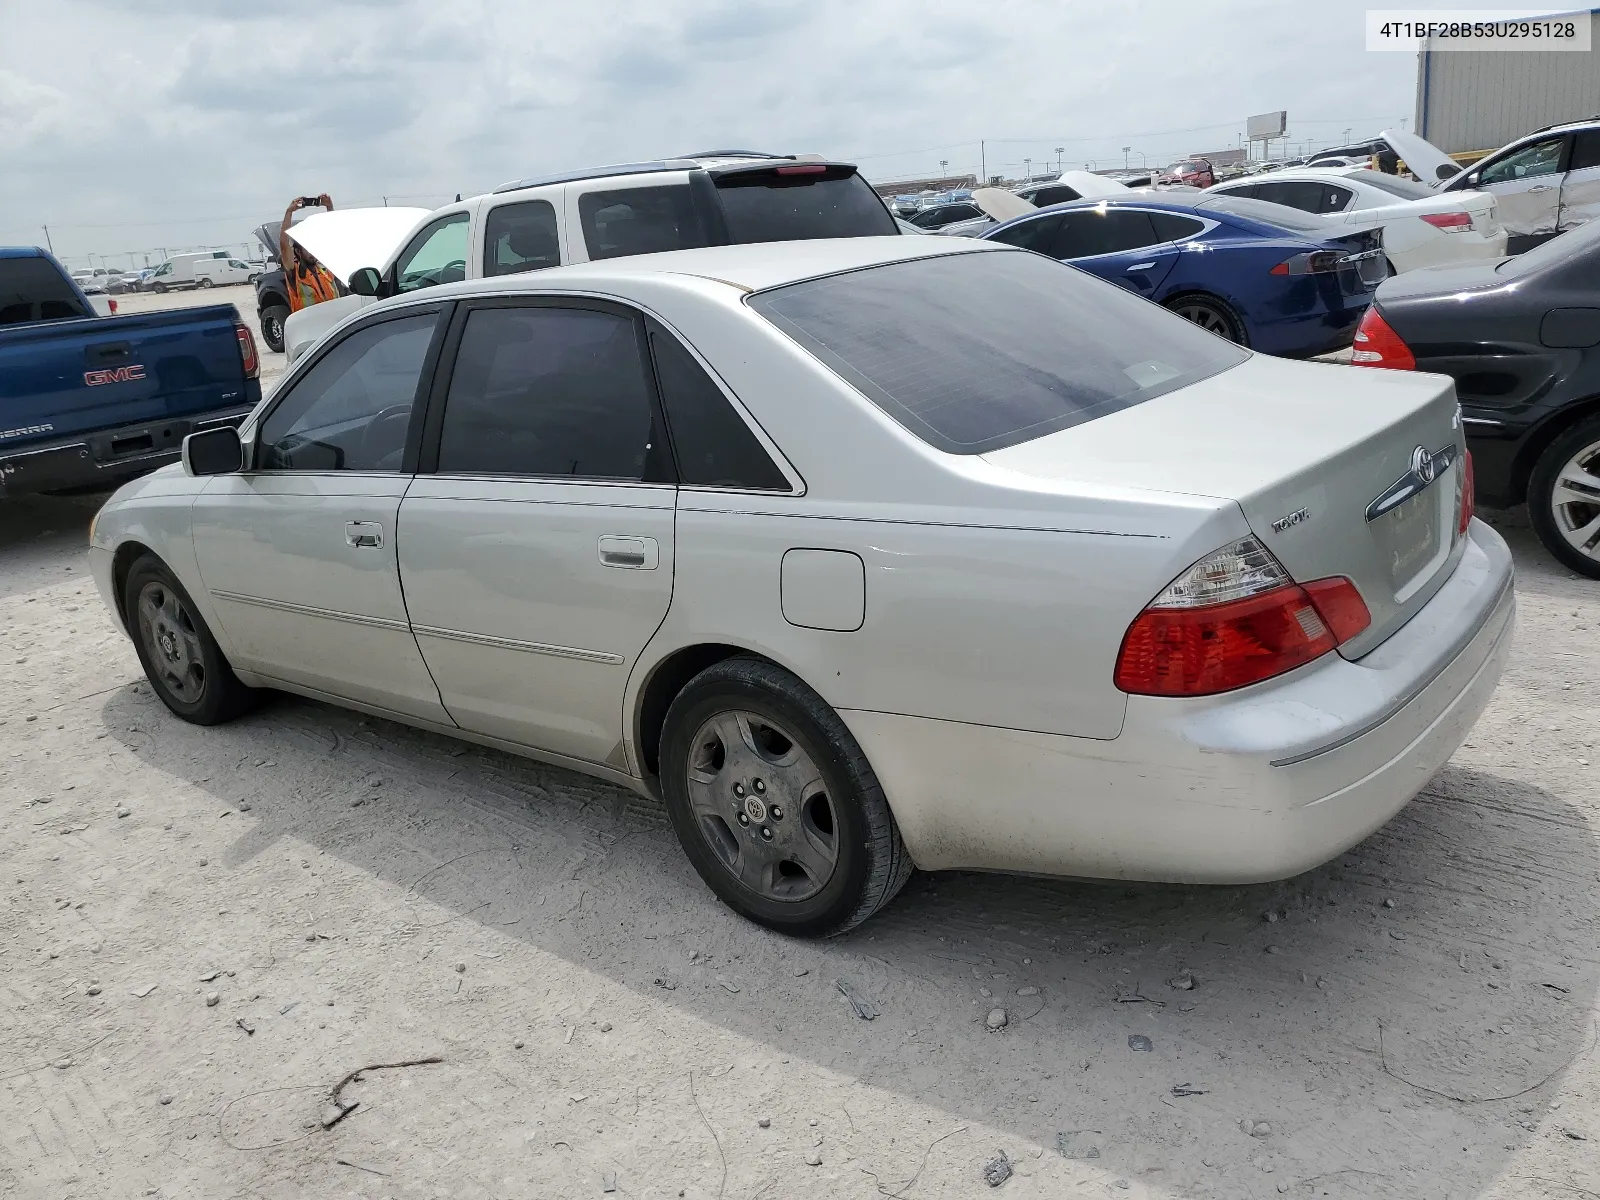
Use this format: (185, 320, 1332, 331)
(0, 0, 1419, 261)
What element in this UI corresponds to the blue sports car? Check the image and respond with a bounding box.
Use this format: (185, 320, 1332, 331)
(976, 194, 1388, 358)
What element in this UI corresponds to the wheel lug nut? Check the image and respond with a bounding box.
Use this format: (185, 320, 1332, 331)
(760, 826, 772, 840)
(753, 779, 765, 793)
(770, 806, 783, 820)
(734, 783, 745, 797)
(738, 812, 749, 826)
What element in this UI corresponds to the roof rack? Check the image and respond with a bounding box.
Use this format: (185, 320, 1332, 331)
(677, 150, 790, 160)
(492, 160, 701, 195)
(1532, 114, 1600, 134)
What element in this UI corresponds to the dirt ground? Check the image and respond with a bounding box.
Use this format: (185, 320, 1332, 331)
(2, 483, 1597, 1199)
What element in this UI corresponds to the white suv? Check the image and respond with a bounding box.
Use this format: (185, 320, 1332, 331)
(283, 153, 899, 361)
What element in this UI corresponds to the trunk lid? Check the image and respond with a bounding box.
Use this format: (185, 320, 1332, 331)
(982, 352, 1468, 657)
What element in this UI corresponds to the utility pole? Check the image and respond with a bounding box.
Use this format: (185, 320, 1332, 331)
(980, 140, 986, 182)
(1122, 145, 1131, 169)
(939, 159, 948, 177)
(1024, 157, 1032, 182)
(1055, 146, 1064, 174)
(41, 225, 53, 253)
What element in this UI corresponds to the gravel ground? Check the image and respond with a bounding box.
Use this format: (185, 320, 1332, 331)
(1, 488, 1597, 1197)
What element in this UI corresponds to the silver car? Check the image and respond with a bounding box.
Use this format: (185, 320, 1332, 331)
(89, 236, 1514, 935)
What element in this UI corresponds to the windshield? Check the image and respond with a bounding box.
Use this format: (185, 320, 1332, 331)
(749, 249, 1247, 455)
(715, 167, 898, 242)
(1192, 193, 1331, 232)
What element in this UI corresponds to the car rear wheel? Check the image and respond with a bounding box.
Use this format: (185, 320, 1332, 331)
(259, 305, 289, 354)
(124, 555, 259, 724)
(1164, 293, 1246, 344)
(1529, 413, 1600, 579)
(197, 277, 213, 288)
(659, 656, 913, 936)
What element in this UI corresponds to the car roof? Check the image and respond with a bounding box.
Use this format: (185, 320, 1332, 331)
(404, 235, 999, 300)
(0, 246, 46, 259)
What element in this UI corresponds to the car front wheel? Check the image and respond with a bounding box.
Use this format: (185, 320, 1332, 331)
(1529, 413, 1600, 579)
(259, 305, 289, 353)
(123, 554, 259, 724)
(659, 656, 913, 936)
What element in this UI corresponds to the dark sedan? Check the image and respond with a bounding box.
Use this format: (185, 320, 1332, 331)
(1351, 219, 1600, 577)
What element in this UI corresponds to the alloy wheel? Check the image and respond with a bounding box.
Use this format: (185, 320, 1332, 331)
(684, 710, 839, 902)
(1550, 436, 1600, 562)
(1172, 301, 1234, 339)
(136, 581, 207, 704)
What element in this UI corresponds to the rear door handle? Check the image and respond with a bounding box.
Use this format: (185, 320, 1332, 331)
(345, 521, 383, 548)
(598, 535, 657, 569)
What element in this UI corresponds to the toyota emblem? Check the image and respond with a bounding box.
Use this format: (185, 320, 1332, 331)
(1410, 445, 1435, 485)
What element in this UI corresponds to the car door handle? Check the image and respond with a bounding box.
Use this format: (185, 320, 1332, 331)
(598, 535, 657, 569)
(1528, 184, 1555, 193)
(345, 521, 383, 548)
(1126, 262, 1157, 272)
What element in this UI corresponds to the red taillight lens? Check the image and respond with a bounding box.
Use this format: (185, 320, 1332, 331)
(1419, 211, 1473, 232)
(1350, 306, 1415, 370)
(1459, 449, 1475, 534)
(1301, 577, 1372, 644)
(774, 164, 829, 175)
(1114, 537, 1371, 697)
(108, 298, 118, 314)
(235, 322, 259, 379)
(1270, 251, 1342, 276)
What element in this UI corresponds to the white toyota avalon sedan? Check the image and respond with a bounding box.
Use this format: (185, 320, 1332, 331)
(88, 236, 1514, 936)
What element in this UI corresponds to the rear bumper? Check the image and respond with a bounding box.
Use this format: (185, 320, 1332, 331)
(0, 400, 257, 498)
(844, 520, 1515, 881)
(1253, 301, 1370, 359)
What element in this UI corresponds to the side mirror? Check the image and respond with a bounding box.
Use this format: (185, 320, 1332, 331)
(182, 426, 242, 477)
(348, 267, 383, 297)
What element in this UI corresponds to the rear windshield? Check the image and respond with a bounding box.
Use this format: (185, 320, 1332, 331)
(749, 249, 1247, 455)
(1191, 193, 1330, 232)
(1347, 170, 1434, 200)
(715, 167, 897, 242)
(0, 256, 90, 326)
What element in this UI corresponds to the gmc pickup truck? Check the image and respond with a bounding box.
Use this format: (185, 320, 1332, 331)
(0, 247, 262, 497)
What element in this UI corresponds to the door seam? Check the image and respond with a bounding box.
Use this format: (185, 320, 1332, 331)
(395, 473, 460, 727)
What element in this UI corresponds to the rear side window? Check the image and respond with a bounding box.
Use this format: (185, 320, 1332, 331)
(1045, 209, 1164, 259)
(1252, 180, 1351, 214)
(1572, 129, 1600, 172)
(0, 257, 89, 325)
(437, 306, 663, 481)
(483, 200, 561, 276)
(714, 167, 897, 242)
(750, 250, 1246, 455)
(580, 186, 706, 260)
(1150, 212, 1205, 240)
(650, 331, 788, 490)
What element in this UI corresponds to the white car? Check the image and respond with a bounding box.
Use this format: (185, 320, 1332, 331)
(89, 236, 1514, 935)
(281, 154, 899, 363)
(1206, 167, 1505, 272)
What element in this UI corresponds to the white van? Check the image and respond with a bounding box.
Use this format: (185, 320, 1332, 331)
(145, 252, 255, 292)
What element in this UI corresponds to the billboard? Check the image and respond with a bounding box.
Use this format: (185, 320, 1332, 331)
(1246, 110, 1287, 139)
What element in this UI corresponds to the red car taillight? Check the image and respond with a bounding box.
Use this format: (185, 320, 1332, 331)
(1113, 537, 1371, 697)
(1459, 449, 1475, 534)
(235, 321, 259, 380)
(1419, 211, 1473, 233)
(108, 298, 118, 314)
(1350, 306, 1415, 370)
(1269, 251, 1343, 276)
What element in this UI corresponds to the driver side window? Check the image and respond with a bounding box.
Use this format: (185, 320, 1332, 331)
(1477, 137, 1566, 186)
(394, 215, 470, 294)
(257, 313, 437, 472)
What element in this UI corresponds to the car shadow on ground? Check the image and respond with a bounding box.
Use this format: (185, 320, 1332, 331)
(99, 667, 1597, 1196)
(0, 491, 105, 601)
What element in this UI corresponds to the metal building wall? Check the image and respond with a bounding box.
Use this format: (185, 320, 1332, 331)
(1415, 11, 1600, 153)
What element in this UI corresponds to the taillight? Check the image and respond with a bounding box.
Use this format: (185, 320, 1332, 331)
(1459, 449, 1475, 534)
(774, 164, 829, 175)
(1350, 306, 1415, 370)
(1270, 251, 1342, 276)
(108, 298, 118, 314)
(1419, 211, 1473, 233)
(235, 321, 259, 380)
(1114, 537, 1371, 697)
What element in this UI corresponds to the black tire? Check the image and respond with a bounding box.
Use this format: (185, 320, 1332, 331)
(197, 277, 213, 289)
(1163, 292, 1247, 345)
(659, 656, 913, 936)
(259, 305, 289, 354)
(151, 282, 167, 294)
(123, 554, 258, 725)
(1528, 412, 1600, 579)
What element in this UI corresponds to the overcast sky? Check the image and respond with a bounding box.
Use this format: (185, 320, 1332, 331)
(0, 0, 1421, 264)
